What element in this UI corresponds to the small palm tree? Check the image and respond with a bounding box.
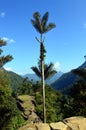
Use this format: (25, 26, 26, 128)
(31, 61, 57, 80)
(31, 12, 56, 123)
(0, 39, 13, 68)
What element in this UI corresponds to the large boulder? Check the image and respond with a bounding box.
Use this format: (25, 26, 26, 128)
(18, 124, 37, 130)
(36, 123, 50, 130)
(63, 116, 86, 130)
(50, 122, 69, 130)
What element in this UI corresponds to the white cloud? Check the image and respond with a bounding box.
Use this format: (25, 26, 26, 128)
(54, 62, 60, 71)
(2, 37, 15, 43)
(0, 12, 6, 18)
(16, 72, 23, 75)
(4, 67, 23, 75)
(2, 37, 9, 41)
(9, 39, 15, 43)
(4, 67, 12, 71)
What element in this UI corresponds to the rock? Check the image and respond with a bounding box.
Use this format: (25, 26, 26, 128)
(50, 122, 70, 130)
(64, 122, 79, 130)
(18, 124, 37, 130)
(63, 116, 86, 130)
(36, 123, 50, 130)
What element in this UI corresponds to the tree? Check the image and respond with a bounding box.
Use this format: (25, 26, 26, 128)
(31, 12, 56, 122)
(70, 81, 86, 116)
(72, 68, 86, 80)
(71, 68, 86, 116)
(0, 38, 13, 68)
(17, 77, 32, 95)
(31, 60, 57, 80)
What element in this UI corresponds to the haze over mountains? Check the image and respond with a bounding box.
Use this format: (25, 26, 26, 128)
(23, 71, 63, 84)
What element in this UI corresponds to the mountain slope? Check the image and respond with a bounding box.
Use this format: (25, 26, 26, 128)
(23, 73, 41, 82)
(0, 68, 24, 90)
(51, 61, 86, 92)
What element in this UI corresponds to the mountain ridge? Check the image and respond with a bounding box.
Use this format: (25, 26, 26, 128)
(51, 61, 86, 92)
(23, 71, 63, 84)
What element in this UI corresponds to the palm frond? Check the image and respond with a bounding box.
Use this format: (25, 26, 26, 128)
(0, 55, 13, 68)
(0, 39, 6, 47)
(42, 12, 49, 29)
(31, 19, 42, 33)
(31, 66, 41, 78)
(31, 12, 43, 33)
(33, 12, 41, 21)
(31, 12, 56, 34)
(44, 62, 57, 80)
(44, 63, 53, 73)
(45, 70, 57, 80)
(31, 62, 57, 80)
(45, 23, 56, 33)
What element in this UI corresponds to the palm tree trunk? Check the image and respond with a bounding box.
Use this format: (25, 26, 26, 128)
(40, 34, 46, 123)
(41, 59, 46, 123)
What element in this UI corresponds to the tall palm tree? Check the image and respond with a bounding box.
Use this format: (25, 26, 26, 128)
(31, 12, 56, 123)
(31, 61, 57, 80)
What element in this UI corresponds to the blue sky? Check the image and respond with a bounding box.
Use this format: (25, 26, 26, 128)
(0, 0, 86, 74)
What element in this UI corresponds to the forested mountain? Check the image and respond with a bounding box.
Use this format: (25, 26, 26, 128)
(51, 61, 86, 92)
(0, 68, 63, 91)
(0, 68, 24, 91)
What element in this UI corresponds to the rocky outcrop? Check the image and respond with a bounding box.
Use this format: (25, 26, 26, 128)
(18, 116, 86, 130)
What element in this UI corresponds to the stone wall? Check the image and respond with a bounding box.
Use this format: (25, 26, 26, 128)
(18, 116, 86, 130)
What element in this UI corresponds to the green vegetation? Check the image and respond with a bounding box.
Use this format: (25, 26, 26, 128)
(0, 39, 24, 130)
(70, 81, 86, 116)
(0, 71, 24, 130)
(34, 84, 73, 123)
(17, 77, 32, 95)
(70, 68, 86, 116)
(1, 62, 86, 129)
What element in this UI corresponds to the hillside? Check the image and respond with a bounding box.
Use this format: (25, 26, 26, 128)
(0, 68, 24, 90)
(51, 61, 86, 93)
